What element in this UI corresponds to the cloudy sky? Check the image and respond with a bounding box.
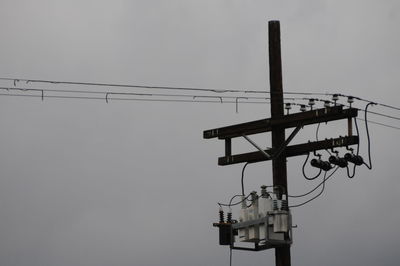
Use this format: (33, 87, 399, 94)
(0, 1, 399, 265)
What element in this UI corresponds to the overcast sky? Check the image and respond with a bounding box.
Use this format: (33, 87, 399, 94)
(0, 1, 399, 266)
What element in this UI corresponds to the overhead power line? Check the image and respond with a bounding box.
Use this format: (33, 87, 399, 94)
(0, 77, 344, 96)
(1, 91, 400, 130)
(0, 78, 399, 130)
(1, 77, 399, 112)
(0, 93, 271, 105)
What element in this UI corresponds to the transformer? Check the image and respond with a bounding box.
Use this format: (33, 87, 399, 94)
(213, 186, 292, 251)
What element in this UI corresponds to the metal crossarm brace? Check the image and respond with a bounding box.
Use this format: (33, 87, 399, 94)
(242, 134, 272, 159)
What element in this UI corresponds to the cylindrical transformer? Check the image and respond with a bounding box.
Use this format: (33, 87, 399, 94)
(273, 211, 289, 233)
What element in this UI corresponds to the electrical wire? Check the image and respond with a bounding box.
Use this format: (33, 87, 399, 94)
(337, 93, 400, 112)
(241, 162, 250, 196)
(1, 77, 316, 95)
(346, 117, 360, 178)
(1, 85, 400, 130)
(302, 96, 400, 122)
(302, 152, 322, 180)
(289, 167, 339, 208)
(357, 117, 400, 130)
(218, 193, 252, 208)
(289, 166, 339, 198)
(2, 77, 400, 113)
(0, 86, 275, 101)
(0, 93, 271, 105)
(0, 77, 255, 93)
(363, 102, 375, 169)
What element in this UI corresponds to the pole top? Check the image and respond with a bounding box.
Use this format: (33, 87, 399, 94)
(269, 20, 280, 24)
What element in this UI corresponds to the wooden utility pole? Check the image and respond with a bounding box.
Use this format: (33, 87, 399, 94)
(269, 20, 291, 266)
(204, 19, 359, 266)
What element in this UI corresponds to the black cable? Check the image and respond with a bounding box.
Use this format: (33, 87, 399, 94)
(229, 195, 244, 207)
(218, 193, 252, 208)
(0, 86, 269, 100)
(2, 89, 400, 130)
(0, 77, 323, 95)
(346, 117, 360, 178)
(303, 96, 400, 122)
(363, 102, 375, 169)
(289, 167, 339, 208)
(289, 166, 339, 198)
(338, 93, 400, 112)
(0, 93, 271, 104)
(302, 152, 322, 180)
(316, 123, 320, 140)
(241, 162, 250, 196)
(3, 77, 400, 112)
(346, 164, 356, 179)
(357, 117, 400, 130)
(0, 86, 319, 104)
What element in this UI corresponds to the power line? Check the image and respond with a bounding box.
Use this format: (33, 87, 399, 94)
(297, 97, 400, 122)
(1, 92, 399, 130)
(2, 77, 400, 114)
(0, 77, 267, 94)
(337, 93, 400, 112)
(0, 86, 275, 101)
(0, 77, 351, 97)
(3, 86, 400, 122)
(0, 93, 271, 104)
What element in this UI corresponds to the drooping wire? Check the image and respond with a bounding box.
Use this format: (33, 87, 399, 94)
(0, 77, 325, 95)
(3, 77, 400, 112)
(363, 102, 375, 169)
(346, 117, 360, 178)
(289, 167, 339, 208)
(241, 162, 250, 196)
(289, 166, 339, 198)
(1, 85, 400, 131)
(0, 93, 271, 105)
(302, 152, 322, 180)
(218, 193, 252, 208)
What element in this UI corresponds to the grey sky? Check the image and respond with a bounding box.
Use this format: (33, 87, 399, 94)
(0, 1, 399, 266)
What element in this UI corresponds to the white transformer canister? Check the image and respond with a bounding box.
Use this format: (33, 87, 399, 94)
(238, 197, 249, 242)
(247, 197, 259, 241)
(273, 211, 289, 233)
(258, 196, 273, 240)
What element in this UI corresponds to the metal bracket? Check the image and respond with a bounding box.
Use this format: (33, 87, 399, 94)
(273, 124, 302, 159)
(242, 134, 272, 159)
(242, 124, 302, 160)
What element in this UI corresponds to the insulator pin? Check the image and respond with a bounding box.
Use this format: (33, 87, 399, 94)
(285, 103, 292, 114)
(332, 94, 339, 105)
(227, 212, 232, 224)
(308, 98, 315, 109)
(219, 208, 225, 223)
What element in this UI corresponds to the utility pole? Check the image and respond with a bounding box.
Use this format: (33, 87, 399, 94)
(204, 20, 359, 266)
(269, 20, 291, 266)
